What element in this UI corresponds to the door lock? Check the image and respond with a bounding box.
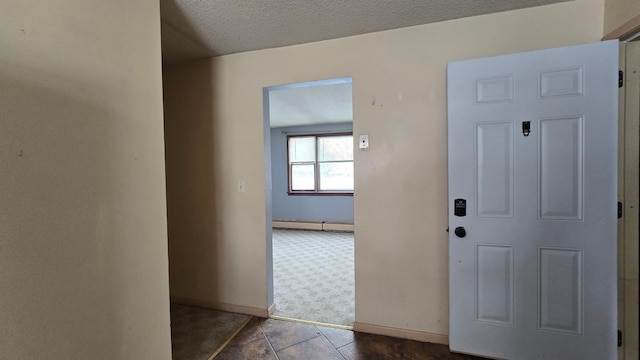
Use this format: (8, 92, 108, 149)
(454, 198, 466, 217)
(522, 121, 531, 137)
(454, 227, 466, 238)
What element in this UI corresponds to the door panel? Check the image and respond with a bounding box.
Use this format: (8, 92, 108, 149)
(539, 247, 582, 334)
(539, 116, 583, 220)
(476, 244, 514, 325)
(539, 67, 583, 97)
(448, 40, 618, 360)
(476, 122, 514, 218)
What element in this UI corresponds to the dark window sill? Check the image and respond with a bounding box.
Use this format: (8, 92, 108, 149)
(287, 191, 353, 196)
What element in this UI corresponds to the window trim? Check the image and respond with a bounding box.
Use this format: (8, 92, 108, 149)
(286, 132, 354, 196)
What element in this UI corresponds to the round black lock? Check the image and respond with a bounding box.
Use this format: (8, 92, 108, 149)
(454, 226, 466, 238)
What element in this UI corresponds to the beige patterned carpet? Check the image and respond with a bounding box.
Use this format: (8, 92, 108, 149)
(272, 229, 355, 326)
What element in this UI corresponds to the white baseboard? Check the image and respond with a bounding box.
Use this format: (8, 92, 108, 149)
(322, 222, 354, 232)
(272, 220, 354, 232)
(272, 220, 322, 230)
(170, 296, 269, 318)
(353, 322, 449, 345)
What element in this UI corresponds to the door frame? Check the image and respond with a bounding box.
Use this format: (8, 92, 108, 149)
(618, 40, 640, 360)
(262, 77, 356, 324)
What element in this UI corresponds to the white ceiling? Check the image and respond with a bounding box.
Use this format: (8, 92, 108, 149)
(160, 0, 569, 128)
(268, 79, 353, 128)
(160, 0, 569, 65)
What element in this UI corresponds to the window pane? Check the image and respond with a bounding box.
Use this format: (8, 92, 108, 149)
(291, 164, 315, 190)
(318, 136, 353, 161)
(289, 137, 316, 162)
(319, 162, 354, 191)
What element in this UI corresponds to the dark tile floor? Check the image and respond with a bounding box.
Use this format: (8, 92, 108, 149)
(171, 304, 249, 360)
(215, 317, 487, 360)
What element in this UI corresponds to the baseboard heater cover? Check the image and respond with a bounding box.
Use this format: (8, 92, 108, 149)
(272, 220, 354, 232)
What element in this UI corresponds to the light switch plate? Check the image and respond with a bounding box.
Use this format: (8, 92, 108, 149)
(359, 134, 369, 149)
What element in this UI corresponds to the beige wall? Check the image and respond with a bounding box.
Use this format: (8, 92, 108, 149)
(164, 0, 604, 339)
(0, 1, 171, 359)
(605, 0, 640, 35)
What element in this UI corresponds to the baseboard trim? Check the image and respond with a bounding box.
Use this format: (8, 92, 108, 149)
(170, 296, 269, 317)
(273, 220, 322, 230)
(272, 220, 354, 232)
(322, 222, 354, 232)
(352, 322, 449, 345)
(267, 303, 277, 317)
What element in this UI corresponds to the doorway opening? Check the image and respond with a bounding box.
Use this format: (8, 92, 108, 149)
(263, 77, 355, 327)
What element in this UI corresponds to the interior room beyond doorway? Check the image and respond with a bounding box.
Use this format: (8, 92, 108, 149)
(264, 77, 355, 327)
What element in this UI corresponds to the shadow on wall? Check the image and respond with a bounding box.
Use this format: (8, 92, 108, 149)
(160, 0, 216, 64)
(1, 64, 124, 356)
(163, 60, 221, 303)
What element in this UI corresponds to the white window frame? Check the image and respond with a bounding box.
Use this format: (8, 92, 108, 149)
(287, 133, 354, 195)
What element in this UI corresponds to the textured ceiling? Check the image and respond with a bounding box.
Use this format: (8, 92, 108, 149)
(161, 0, 569, 127)
(268, 79, 353, 128)
(160, 0, 569, 65)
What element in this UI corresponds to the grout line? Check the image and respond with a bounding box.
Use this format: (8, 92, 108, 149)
(266, 317, 349, 359)
(259, 320, 281, 359)
(319, 331, 351, 360)
(270, 315, 353, 331)
(208, 316, 253, 360)
(268, 331, 323, 353)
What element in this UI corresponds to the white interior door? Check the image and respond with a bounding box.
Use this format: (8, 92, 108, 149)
(447, 40, 619, 360)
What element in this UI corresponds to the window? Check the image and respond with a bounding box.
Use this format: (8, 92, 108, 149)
(288, 133, 354, 194)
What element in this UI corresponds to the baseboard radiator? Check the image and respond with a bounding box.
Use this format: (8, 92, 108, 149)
(272, 219, 354, 232)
